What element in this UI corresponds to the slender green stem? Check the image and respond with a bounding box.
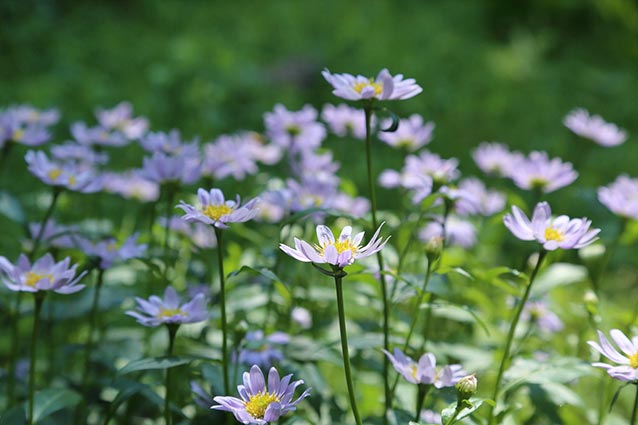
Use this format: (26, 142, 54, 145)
(389, 210, 428, 302)
(592, 218, 626, 294)
(30, 188, 62, 259)
(334, 273, 363, 425)
(164, 324, 179, 425)
(7, 292, 23, 406)
(445, 407, 462, 425)
(419, 293, 436, 353)
(214, 227, 230, 395)
(162, 185, 177, 283)
(390, 260, 433, 398)
(363, 105, 391, 420)
(488, 250, 547, 425)
(28, 293, 45, 425)
(414, 384, 430, 422)
(631, 384, 638, 425)
(81, 269, 105, 387)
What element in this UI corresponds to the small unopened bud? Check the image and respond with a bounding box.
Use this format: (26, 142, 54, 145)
(425, 236, 444, 263)
(455, 374, 477, 403)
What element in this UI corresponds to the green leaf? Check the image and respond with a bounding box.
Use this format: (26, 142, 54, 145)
(0, 407, 25, 425)
(441, 398, 485, 424)
(228, 265, 282, 283)
(31, 388, 81, 422)
(532, 263, 588, 294)
(118, 355, 202, 375)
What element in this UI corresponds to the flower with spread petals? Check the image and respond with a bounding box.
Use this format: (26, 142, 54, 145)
(383, 348, 465, 388)
(25, 150, 103, 193)
(264, 104, 326, 152)
(378, 114, 434, 151)
(472, 142, 524, 177)
(508, 151, 577, 193)
(279, 223, 389, 268)
(520, 299, 564, 333)
(322, 68, 422, 101)
(0, 253, 86, 294)
(51, 143, 109, 168)
(455, 178, 506, 216)
(70, 121, 128, 147)
(598, 175, 638, 220)
(238, 331, 290, 367)
(588, 329, 638, 382)
(177, 188, 260, 229)
(503, 202, 600, 250)
(28, 219, 80, 250)
(0, 105, 59, 147)
(126, 286, 207, 327)
(137, 151, 201, 185)
(321, 103, 368, 139)
(564, 108, 627, 147)
(140, 129, 199, 156)
(102, 171, 160, 202)
(96, 101, 148, 140)
(419, 215, 477, 249)
(212, 364, 311, 424)
(76, 233, 147, 269)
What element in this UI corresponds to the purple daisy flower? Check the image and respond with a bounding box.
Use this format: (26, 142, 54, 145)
(25, 150, 103, 193)
(383, 348, 465, 388)
(564, 108, 627, 147)
(0, 253, 86, 294)
(0, 105, 59, 147)
(322, 68, 422, 101)
(125, 286, 207, 327)
(378, 113, 434, 151)
(76, 233, 147, 269)
(280, 223, 389, 268)
(471, 142, 523, 178)
(503, 202, 600, 250)
(520, 299, 564, 333)
(264, 104, 326, 153)
(455, 178, 506, 216)
(102, 171, 160, 202)
(588, 329, 638, 382)
(137, 151, 201, 185)
(177, 188, 260, 229)
(212, 364, 311, 424)
(419, 215, 477, 249)
(95, 101, 148, 141)
(508, 151, 577, 193)
(598, 175, 638, 220)
(238, 331, 290, 367)
(321, 103, 368, 139)
(140, 129, 199, 156)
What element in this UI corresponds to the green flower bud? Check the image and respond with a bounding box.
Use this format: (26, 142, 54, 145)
(425, 236, 444, 263)
(455, 374, 477, 403)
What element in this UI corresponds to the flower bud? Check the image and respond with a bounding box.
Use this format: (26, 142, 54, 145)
(455, 374, 477, 402)
(425, 236, 444, 263)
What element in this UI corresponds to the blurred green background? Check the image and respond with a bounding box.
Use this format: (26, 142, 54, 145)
(1, 0, 637, 215)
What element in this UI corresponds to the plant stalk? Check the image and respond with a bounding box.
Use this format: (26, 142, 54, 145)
(214, 227, 230, 395)
(28, 293, 45, 425)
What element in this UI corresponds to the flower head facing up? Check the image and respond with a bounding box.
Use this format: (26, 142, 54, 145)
(126, 286, 207, 327)
(508, 151, 577, 194)
(503, 202, 600, 251)
(177, 188, 260, 229)
(598, 175, 638, 220)
(322, 68, 422, 101)
(588, 329, 638, 382)
(383, 348, 465, 388)
(212, 364, 311, 424)
(279, 223, 389, 268)
(378, 113, 434, 151)
(472, 142, 523, 178)
(564, 108, 627, 147)
(0, 253, 86, 294)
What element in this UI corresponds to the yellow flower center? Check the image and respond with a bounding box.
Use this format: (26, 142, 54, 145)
(244, 391, 280, 419)
(318, 239, 359, 257)
(68, 175, 77, 186)
(544, 227, 564, 242)
(107, 242, 118, 251)
(24, 272, 53, 288)
(158, 307, 184, 319)
(353, 79, 383, 96)
(12, 129, 25, 141)
(529, 178, 548, 189)
(202, 204, 233, 221)
(410, 364, 418, 380)
(630, 353, 638, 369)
(48, 168, 62, 181)
(286, 125, 301, 136)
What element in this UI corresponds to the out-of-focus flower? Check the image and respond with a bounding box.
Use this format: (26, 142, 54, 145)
(321, 103, 368, 139)
(0, 105, 59, 147)
(291, 307, 312, 329)
(564, 108, 627, 147)
(102, 171, 160, 202)
(588, 329, 638, 382)
(402, 151, 460, 186)
(238, 331, 290, 367)
(0, 253, 86, 294)
(331, 193, 370, 219)
(255, 188, 291, 223)
(96, 101, 148, 140)
(520, 299, 564, 333)
(378, 114, 434, 151)
(76, 233, 147, 269)
(421, 409, 442, 425)
(598, 175, 638, 220)
(70, 122, 127, 147)
(212, 364, 311, 424)
(378, 169, 433, 204)
(28, 219, 80, 250)
(472, 142, 523, 177)
(508, 151, 577, 193)
(25, 150, 103, 193)
(264, 104, 326, 152)
(161, 216, 217, 249)
(279, 223, 389, 268)
(419, 216, 477, 249)
(191, 381, 215, 409)
(51, 143, 109, 167)
(137, 151, 201, 185)
(202, 131, 282, 181)
(455, 178, 506, 216)
(126, 286, 207, 327)
(178, 188, 260, 229)
(383, 348, 465, 388)
(140, 129, 199, 156)
(322, 68, 422, 101)
(503, 202, 600, 250)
